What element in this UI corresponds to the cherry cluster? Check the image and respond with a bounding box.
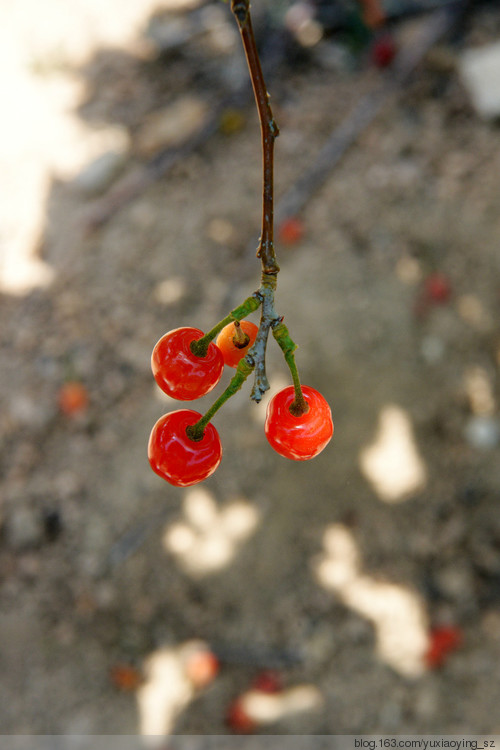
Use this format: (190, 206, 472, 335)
(148, 321, 333, 487)
(148, 0, 334, 488)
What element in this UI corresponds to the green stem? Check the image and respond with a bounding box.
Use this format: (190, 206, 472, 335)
(190, 292, 262, 358)
(271, 320, 309, 416)
(249, 272, 279, 402)
(186, 356, 255, 441)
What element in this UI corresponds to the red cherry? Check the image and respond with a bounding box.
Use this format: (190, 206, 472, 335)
(148, 409, 222, 487)
(151, 327, 223, 401)
(371, 34, 397, 68)
(278, 216, 304, 245)
(216, 320, 259, 368)
(265, 385, 333, 460)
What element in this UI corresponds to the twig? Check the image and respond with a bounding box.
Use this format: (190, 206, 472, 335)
(232, 1, 280, 276)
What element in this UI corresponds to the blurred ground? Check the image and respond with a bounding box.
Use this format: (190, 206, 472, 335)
(1, 0, 500, 736)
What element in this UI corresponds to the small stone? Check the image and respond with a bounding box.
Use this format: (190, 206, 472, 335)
(313, 41, 354, 72)
(135, 97, 208, 156)
(459, 42, 500, 119)
(435, 562, 475, 604)
(7, 507, 43, 550)
(74, 149, 128, 196)
(464, 415, 500, 450)
(9, 395, 52, 430)
(420, 335, 445, 364)
(153, 277, 187, 306)
(94, 582, 118, 611)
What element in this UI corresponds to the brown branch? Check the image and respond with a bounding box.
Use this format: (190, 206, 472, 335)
(231, 0, 279, 276)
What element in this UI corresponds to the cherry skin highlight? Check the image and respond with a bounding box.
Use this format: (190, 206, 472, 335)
(265, 385, 333, 460)
(216, 320, 259, 368)
(148, 409, 222, 486)
(151, 327, 223, 401)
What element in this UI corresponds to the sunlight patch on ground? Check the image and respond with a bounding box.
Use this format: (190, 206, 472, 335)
(137, 639, 211, 738)
(242, 685, 323, 725)
(137, 647, 191, 736)
(163, 487, 259, 576)
(0, 0, 203, 296)
(359, 404, 426, 503)
(313, 524, 428, 677)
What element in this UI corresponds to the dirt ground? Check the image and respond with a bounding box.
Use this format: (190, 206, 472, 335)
(1, 0, 500, 737)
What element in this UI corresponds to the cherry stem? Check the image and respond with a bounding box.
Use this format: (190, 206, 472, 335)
(231, 0, 279, 276)
(272, 320, 310, 417)
(186, 357, 255, 441)
(232, 320, 250, 348)
(249, 273, 278, 402)
(190, 292, 262, 357)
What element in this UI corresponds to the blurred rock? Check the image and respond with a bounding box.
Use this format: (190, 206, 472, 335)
(459, 42, 500, 119)
(9, 395, 53, 430)
(313, 40, 353, 72)
(464, 415, 500, 450)
(74, 149, 129, 196)
(435, 561, 476, 604)
(420, 335, 445, 364)
(135, 97, 208, 156)
(6, 507, 43, 550)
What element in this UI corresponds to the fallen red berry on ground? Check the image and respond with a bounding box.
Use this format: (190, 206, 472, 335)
(424, 273, 452, 304)
(226, 697, 256, 734)
(109, 663, 143, 692)
(278, 216, 304, 245)
(151, 327, 223, 401)
(251, 669, 283, 694)
(148, 409, 222, 486)
(371, 34, 397, 68)
(265, 385, 333, 460)
(58, 381, 89, 416)
(424, 625, 463, 669)
(216, 320, 258, 368)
